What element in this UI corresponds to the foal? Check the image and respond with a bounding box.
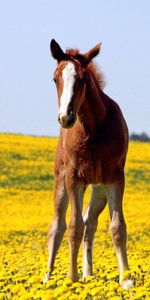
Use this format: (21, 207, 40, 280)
(45, 39, 132, 289)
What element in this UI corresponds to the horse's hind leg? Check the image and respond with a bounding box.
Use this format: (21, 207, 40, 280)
(104, 175, 133, 290)
(43, 169, 68, 283)
(83, 185, 107, 279)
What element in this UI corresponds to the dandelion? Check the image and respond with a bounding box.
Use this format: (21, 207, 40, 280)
(0, 135, 150, 299)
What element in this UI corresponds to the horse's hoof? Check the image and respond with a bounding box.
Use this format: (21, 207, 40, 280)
(67, 272, 79, 282)
(82, 271, 93, 281)
(120, 279, 133, 290)
(43, 272, 51, 284)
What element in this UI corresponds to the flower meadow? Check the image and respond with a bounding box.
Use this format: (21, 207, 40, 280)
(0, 134, 150, 300)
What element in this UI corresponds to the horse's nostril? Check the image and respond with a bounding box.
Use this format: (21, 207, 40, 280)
(58, 112, 76, 128)
(69, 113, 74, 123)
(66, 113, 76, 127)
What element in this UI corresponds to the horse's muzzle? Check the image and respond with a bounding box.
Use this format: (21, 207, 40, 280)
(58, 112, 76, 128)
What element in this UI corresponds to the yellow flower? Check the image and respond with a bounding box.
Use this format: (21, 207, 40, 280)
(0, 135, 150, 299)
(63, 278, 72, 286)
(29, 275, 41, 284)
(121, 270, 131, 281)
(11, 284, 22, 295)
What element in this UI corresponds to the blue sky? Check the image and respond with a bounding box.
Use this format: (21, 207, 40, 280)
(0, 0, 150, 136)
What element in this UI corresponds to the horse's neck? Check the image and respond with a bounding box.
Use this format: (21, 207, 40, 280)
(78, 71, 106, 135)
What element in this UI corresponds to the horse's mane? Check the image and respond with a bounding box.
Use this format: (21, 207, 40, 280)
(66, 48, 105, 90)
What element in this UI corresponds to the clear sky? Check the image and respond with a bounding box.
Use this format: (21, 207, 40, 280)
(0, 0, 150, 136)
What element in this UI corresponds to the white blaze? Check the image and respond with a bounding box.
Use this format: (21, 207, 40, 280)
(59, 62, 76, 117)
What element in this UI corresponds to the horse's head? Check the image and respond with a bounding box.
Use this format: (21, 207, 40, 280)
(50, 39, 101, 128)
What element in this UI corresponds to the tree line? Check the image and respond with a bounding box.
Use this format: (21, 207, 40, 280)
(129, 132, 150, 142)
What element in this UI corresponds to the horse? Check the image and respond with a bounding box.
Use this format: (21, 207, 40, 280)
(44, 39, 132, 289)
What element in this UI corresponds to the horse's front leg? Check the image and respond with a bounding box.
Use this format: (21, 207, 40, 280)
(66, 173, 85, 282)
(43, 167, 68, 283)
(105, 174, 133, 290)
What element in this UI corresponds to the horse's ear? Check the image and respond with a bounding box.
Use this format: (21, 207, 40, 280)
(83, 43, 102, 65)
(50, 39, 66, 62)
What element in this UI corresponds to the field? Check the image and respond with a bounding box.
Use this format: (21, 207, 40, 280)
(0, 134, 150, 299)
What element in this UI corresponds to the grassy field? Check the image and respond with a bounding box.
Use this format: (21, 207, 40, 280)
(0, 134, 150, 299)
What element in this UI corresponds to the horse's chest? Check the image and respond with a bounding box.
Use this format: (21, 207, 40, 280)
(68, 146, 104, 184)
(78, 156, 102, 184)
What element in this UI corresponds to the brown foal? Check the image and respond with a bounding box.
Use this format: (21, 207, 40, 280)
(44, 39, 132, 289)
